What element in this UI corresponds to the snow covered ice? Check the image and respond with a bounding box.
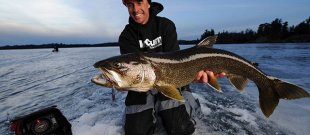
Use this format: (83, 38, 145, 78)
(1, 44, 310, 135)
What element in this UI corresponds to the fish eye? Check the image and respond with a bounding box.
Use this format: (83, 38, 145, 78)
(114, 63, 122, 68)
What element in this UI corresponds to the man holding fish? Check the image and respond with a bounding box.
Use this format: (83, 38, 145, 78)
(117, 0, 221, 134)
(92, 0, 309, 135)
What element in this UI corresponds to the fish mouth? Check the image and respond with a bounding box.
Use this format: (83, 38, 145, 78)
(91, 68, 115, 87)
(91, 74, 113, 87)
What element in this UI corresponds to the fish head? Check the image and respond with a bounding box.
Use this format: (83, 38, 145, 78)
(92, 54, 156, 91)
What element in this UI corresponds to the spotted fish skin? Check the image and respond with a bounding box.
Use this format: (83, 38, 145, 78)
(92, 36, 310, 117)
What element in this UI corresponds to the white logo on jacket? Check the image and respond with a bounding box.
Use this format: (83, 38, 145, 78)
(139, 36, 162, 49)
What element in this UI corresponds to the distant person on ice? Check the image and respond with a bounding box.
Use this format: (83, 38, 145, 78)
(53, 45, 59, 52)
(118, 0, 224, 134)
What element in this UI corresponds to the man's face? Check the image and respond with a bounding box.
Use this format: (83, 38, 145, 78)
(125, 0, 150, 24)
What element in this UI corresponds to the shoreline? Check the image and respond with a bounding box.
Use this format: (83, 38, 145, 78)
(1, 41, 310, 50)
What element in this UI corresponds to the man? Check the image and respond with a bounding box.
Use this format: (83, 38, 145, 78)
(119, 0, 221, 134)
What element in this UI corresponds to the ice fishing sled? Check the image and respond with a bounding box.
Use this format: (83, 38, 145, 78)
(10, 106, 72, 135)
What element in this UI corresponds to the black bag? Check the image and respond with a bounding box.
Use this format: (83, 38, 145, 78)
(10, 106, 72, 135)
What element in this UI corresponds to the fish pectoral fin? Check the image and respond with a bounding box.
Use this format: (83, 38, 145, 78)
(207, 74, 222, 92)
(155, 85, 185, 102)
(227, 74, 249, 91)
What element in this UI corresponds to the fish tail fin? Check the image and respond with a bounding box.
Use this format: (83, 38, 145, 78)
(272, 77, 310, 99)
(258, 76, 310, 117)
(257, 85, 279, 118)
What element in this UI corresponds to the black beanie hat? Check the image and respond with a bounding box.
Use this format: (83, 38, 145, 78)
(122, 0, 152, 5)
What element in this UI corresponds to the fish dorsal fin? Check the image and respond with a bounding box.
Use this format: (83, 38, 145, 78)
(252, 62, 259, 67)
(197, 36, 217, 47)
(227, 74, 249, 91)
(207, 74, 222, 92)
(155, 84, 185, 102)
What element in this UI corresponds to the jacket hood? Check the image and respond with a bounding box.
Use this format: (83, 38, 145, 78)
(150, 2, 163, 15)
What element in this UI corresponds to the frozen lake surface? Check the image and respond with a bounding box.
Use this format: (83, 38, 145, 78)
(1, 43, 310, 135)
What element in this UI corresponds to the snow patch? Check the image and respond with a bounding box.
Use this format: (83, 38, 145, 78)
(227, 107, 257, 127)
(71, 111, 124, 135)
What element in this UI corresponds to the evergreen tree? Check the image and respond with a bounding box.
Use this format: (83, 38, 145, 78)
(197, 17, 310, 43)
(200, 29, 215, 40)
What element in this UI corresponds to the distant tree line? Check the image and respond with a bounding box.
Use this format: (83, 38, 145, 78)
(0, 42, 118, 50)
(181, 17, 310, 44)
(1, 17, 309, 50)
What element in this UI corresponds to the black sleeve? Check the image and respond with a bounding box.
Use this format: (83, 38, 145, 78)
(162, 19, 180, 52)
(118, 28, 140, 54)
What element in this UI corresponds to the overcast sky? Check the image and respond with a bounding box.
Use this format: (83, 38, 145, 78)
(1, 0, 309, 46)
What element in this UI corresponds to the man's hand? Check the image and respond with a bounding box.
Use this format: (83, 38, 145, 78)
(195, 69, 225, 83)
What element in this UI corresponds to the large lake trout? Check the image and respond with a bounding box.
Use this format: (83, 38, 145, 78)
(91, 36, 310, 117)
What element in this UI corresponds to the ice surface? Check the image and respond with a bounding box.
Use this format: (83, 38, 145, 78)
(1, 44, 309, 135)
